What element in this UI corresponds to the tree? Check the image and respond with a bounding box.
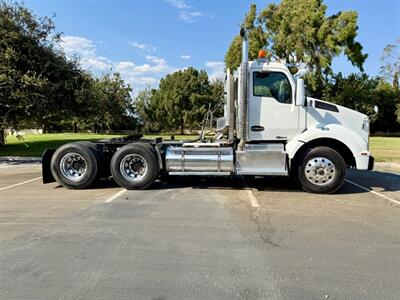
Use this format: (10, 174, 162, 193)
(134, 88, 154, 133)
(153, 67, 215, 134)
(380, 38, 400, 123)
(0, 1, 138, 142)
(0, 1, 54, 142)
(225, 4, 267, 74)
(133, 68, 224, 134)
(209, 78, 224, 117)
(322, 73, 378, 115)
(373, 82, 400, 131)
(381, 38, 400, 89)
(0, 1, 92, 141)
(134, 88, 163, 133)
(85, 73, 135, 132)
(322, 73, 400, 132)
(225, 0, 367, 94)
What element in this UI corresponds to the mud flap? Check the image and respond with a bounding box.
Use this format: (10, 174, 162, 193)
(42, 149, 56, 183)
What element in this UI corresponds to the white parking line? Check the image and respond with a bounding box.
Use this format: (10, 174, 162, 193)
(345, 179, 400, 206)
(240, 178, 260, 208)
(104, 189, 127, 203)
(0, 177, 42, 192)
(246, 189, 260, 208)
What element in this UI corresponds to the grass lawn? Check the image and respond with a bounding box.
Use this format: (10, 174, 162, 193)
(0, 133, 399, 163)
(0, 133, 196, 157)
(369, 137, 400, 163)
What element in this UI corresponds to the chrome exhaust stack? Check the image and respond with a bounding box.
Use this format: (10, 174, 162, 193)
(238, 28, 248, 151)
(226, 70, 235, 142)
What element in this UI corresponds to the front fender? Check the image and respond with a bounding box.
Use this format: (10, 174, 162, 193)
(286, 124, 370, 170)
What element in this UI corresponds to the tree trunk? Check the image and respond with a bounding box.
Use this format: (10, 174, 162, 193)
(180, 117, 184, 135)
(393, 72, 399, 90)
(73, 122, 78, 133)
(0, 128, 5, 146)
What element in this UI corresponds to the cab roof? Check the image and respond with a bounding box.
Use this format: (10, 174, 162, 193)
(248, 59, 290, 72)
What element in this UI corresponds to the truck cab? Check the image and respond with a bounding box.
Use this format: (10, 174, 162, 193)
(247, 60, 301, 142)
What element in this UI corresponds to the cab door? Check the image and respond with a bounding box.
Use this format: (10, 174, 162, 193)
(248, 70, 299, 141)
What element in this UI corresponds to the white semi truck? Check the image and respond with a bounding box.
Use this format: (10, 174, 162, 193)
(42, 29, 374, 194)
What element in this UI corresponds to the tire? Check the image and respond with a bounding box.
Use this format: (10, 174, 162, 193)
(110, 143, 159, 190)
(50, 142, 102, 189)
(295, 146, 346, 194)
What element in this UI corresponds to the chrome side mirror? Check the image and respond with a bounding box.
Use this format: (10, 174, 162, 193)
(295, 78, 305, 106)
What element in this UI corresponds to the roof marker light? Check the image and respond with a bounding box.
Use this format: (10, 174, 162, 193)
(258, 50, 267, 59)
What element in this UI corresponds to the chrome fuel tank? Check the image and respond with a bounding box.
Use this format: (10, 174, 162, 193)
(165, 146, 234, 174)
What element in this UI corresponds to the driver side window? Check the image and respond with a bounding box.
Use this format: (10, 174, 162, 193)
(253, 72, 292, 104)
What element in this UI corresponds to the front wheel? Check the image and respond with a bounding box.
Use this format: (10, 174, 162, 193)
(295, 146, 346, 194)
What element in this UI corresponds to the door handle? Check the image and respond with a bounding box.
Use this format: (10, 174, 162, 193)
(251, 125, 264, 132)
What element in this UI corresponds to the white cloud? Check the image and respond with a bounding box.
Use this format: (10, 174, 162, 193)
(61, 35, 177, 92)
(205, 61, 225, 80)
(178, 10, 213, 23)
(137, 77, 158, 85)
(129, 41, 156, 52)
(61, 36, 225, 94)
(61, 36, 112, 71)
(81, 57, 111, 71)
(61, 36, 96, 57)
(116, 56, 171, 76)
(166, 0, 213, 23)
(114, 55, 174, 91)
(145, 55, 166, 66)
(166, 0, 190, 9)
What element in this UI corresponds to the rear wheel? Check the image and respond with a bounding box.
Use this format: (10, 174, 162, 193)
(50, 142, 102, 189)
(295, 146, 346, 194)
(110, 143, 159, 189)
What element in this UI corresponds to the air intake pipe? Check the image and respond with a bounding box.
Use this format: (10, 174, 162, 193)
(238, 28, 248, 151)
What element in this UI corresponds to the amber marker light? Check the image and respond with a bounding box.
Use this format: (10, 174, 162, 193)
(258, 50, 267, 59)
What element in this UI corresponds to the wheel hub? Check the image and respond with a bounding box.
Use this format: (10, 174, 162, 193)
(304, 157, 336, 185)
(60, 153, 87, 181)
(120, 154, 148, 181)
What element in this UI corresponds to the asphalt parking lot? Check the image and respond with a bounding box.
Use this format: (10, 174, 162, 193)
(0, 164, 399, 300)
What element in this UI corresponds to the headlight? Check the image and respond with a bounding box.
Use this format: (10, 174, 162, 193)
(362, 117, 370, 132)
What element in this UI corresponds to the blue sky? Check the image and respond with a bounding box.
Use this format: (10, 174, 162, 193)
(26, 0, 400, 93)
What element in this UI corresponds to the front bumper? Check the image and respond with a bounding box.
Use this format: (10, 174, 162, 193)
(368, 155, 374, 170)
(355, 151, 374, 170)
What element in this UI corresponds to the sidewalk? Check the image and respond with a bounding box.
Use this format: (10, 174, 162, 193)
(374, 162, 400, 174)
(0, 156, 41, 162)
(0, 156, 41, 167)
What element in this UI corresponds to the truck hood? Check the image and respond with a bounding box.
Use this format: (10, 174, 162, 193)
(306, 97, 368, 141)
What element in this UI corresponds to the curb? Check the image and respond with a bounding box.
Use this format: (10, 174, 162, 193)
(373, 162, 400, 174)
(375, 162, 400, 168)
(0, 156, 42, 162)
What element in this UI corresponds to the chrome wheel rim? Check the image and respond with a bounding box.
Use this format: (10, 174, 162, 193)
(304, 157, 336, 185)
(60, 153, 87, 181)
(120, 154, 148, 181)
